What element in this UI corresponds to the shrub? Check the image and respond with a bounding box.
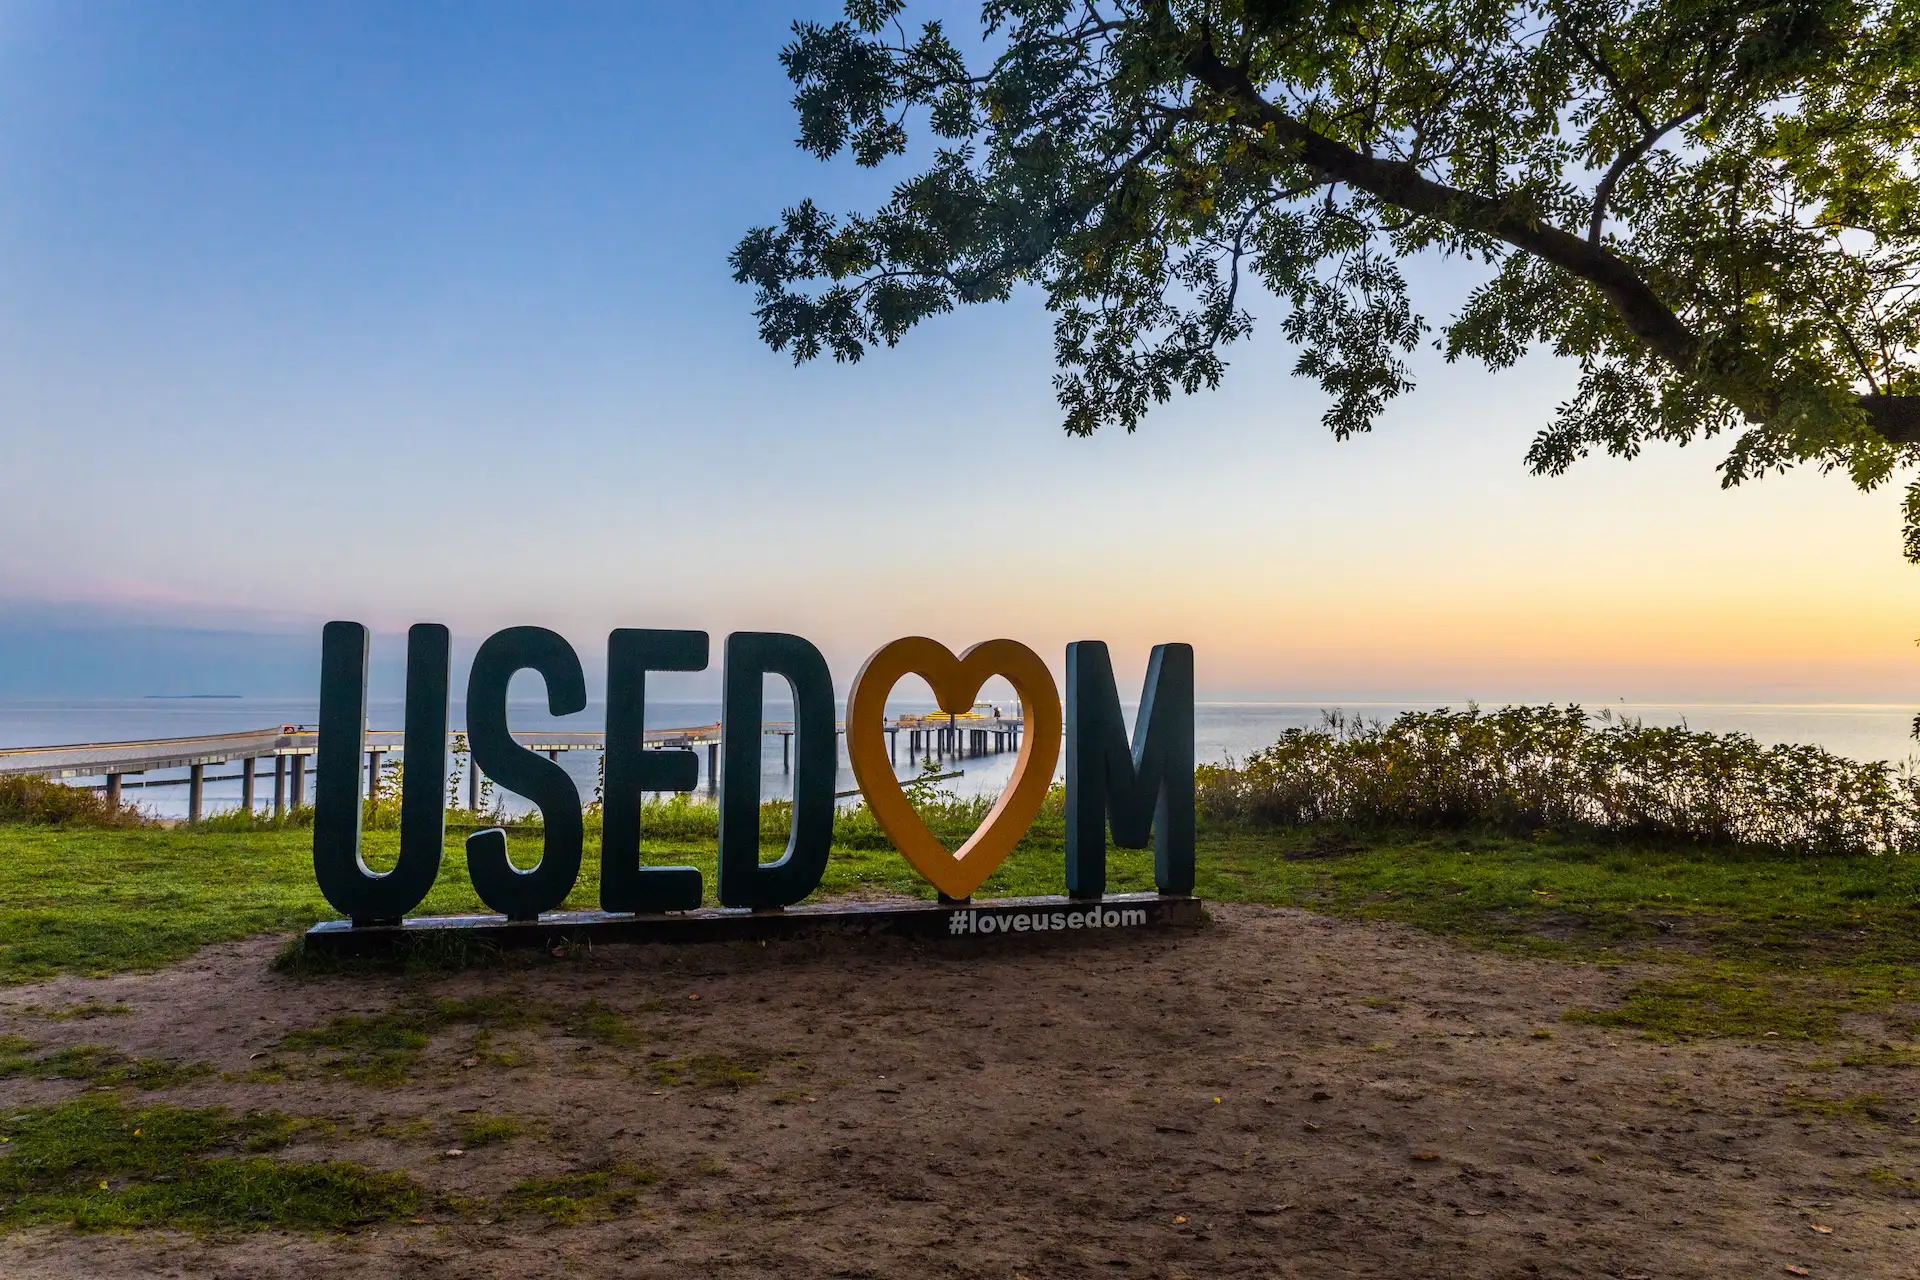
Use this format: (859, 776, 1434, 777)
(0, 775, 143, 828)
(1195, 705, 1920, 856)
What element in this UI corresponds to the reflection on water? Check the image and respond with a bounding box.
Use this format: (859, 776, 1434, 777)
(2, 697, 1916, 821)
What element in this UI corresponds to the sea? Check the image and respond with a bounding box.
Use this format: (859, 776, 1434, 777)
(3, 697, 1917, 821)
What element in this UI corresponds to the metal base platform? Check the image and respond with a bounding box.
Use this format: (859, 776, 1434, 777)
(302, 892, 1204, 957)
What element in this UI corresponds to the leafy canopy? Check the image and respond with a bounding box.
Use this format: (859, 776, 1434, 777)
(732, 1, 1920, 548)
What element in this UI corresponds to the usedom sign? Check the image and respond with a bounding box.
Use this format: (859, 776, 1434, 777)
(303, 623, 1198, 955)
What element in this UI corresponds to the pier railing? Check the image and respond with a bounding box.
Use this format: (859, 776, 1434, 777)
(0, 713, 1026, 821)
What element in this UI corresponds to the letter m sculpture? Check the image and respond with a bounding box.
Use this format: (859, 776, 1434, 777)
(1064, 642, 1195, 900)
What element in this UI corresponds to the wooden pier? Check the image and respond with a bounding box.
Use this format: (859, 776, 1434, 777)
(0, 711, 1025, 821)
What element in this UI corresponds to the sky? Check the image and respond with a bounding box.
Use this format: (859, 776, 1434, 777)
(2, 0, 1919, 704)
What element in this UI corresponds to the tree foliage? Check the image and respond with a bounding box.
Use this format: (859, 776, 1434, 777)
(732, 1, 1920, 548)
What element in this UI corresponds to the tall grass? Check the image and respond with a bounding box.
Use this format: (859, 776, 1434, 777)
(0, 776, 143, 828)
(366, 787, 1064, 849)
(330, 754, 1066, 848)
(154, 788, 1025, 842)
(1196, 705, 1920, 855)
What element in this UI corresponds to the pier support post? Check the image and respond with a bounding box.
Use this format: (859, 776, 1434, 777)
(291, 754, 306, 810)
(241, 757, 256, 813)
(781, 732, 791, 772)
(274, 756, 287, 816)
(105, 773, 122, 807)
(188, 763, 205, 824)
(366, 750, 382, 799)
(706, 742, 718, 791)
(467, 761, 479, 811)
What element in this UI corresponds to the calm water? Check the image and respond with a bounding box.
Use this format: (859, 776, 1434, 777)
(3, 697, 1916, 820)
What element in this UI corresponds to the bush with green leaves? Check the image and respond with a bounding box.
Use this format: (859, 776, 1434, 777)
(1198, 704, 1920, 854)
(0, 775, 141, 828)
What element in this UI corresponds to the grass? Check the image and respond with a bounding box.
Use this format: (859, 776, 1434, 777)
(646, 1050, 768, 1090)
(0, 802, 1123, 981)
(1194, 827, 1920, 1041)
(26, 1002, 130, 1021)
(0, 1096, 418, 1232)
(0, 1039, 214, 1090)
(1780, 1089, 1901, 1122)
(1191, 828, 1920, 963)
(0, 826, 341, 982)
(1560, 973, 1842, 1041)
(0, 804, 1915, 1043)
(498, 1163, 662, 1225)
(271, 993, 533, 1084)
(559, 1000, 643, 1048)
(272, 1011, 432, 1086)
(268, 993, 641, 1085)
(454, 1112, 524, 1148)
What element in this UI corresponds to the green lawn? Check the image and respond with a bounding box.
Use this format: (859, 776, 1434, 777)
(0, 821, 1161, 981)
(0, 818, 1915, 1040)
(1200, 827, 1920, 1040)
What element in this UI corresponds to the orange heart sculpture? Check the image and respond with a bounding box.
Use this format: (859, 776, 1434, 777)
(845, 637, 1063, 901)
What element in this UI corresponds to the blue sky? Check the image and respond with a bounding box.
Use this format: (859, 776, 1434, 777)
(2, 0, 1917, 703)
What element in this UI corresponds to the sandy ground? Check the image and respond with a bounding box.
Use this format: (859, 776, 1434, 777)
(0, 903, 1914, 1278)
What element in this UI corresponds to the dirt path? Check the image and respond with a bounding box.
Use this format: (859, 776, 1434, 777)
(0, 903, 1914, 1278)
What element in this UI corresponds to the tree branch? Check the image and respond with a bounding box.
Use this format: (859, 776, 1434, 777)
(1184, 38, 1920, 448)
(1185, 42, 1704, 383)
(1562, 29, 1655, 132)
(1588, 104, 1704, 245)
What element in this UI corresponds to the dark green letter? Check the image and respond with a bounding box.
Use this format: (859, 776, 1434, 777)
(717, 632, 834, 909)
(314, 622, 449, 925)
(1064, 642, 1195, 898)
(465, 626, 585, 920)
(601, 628, 707, 913)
